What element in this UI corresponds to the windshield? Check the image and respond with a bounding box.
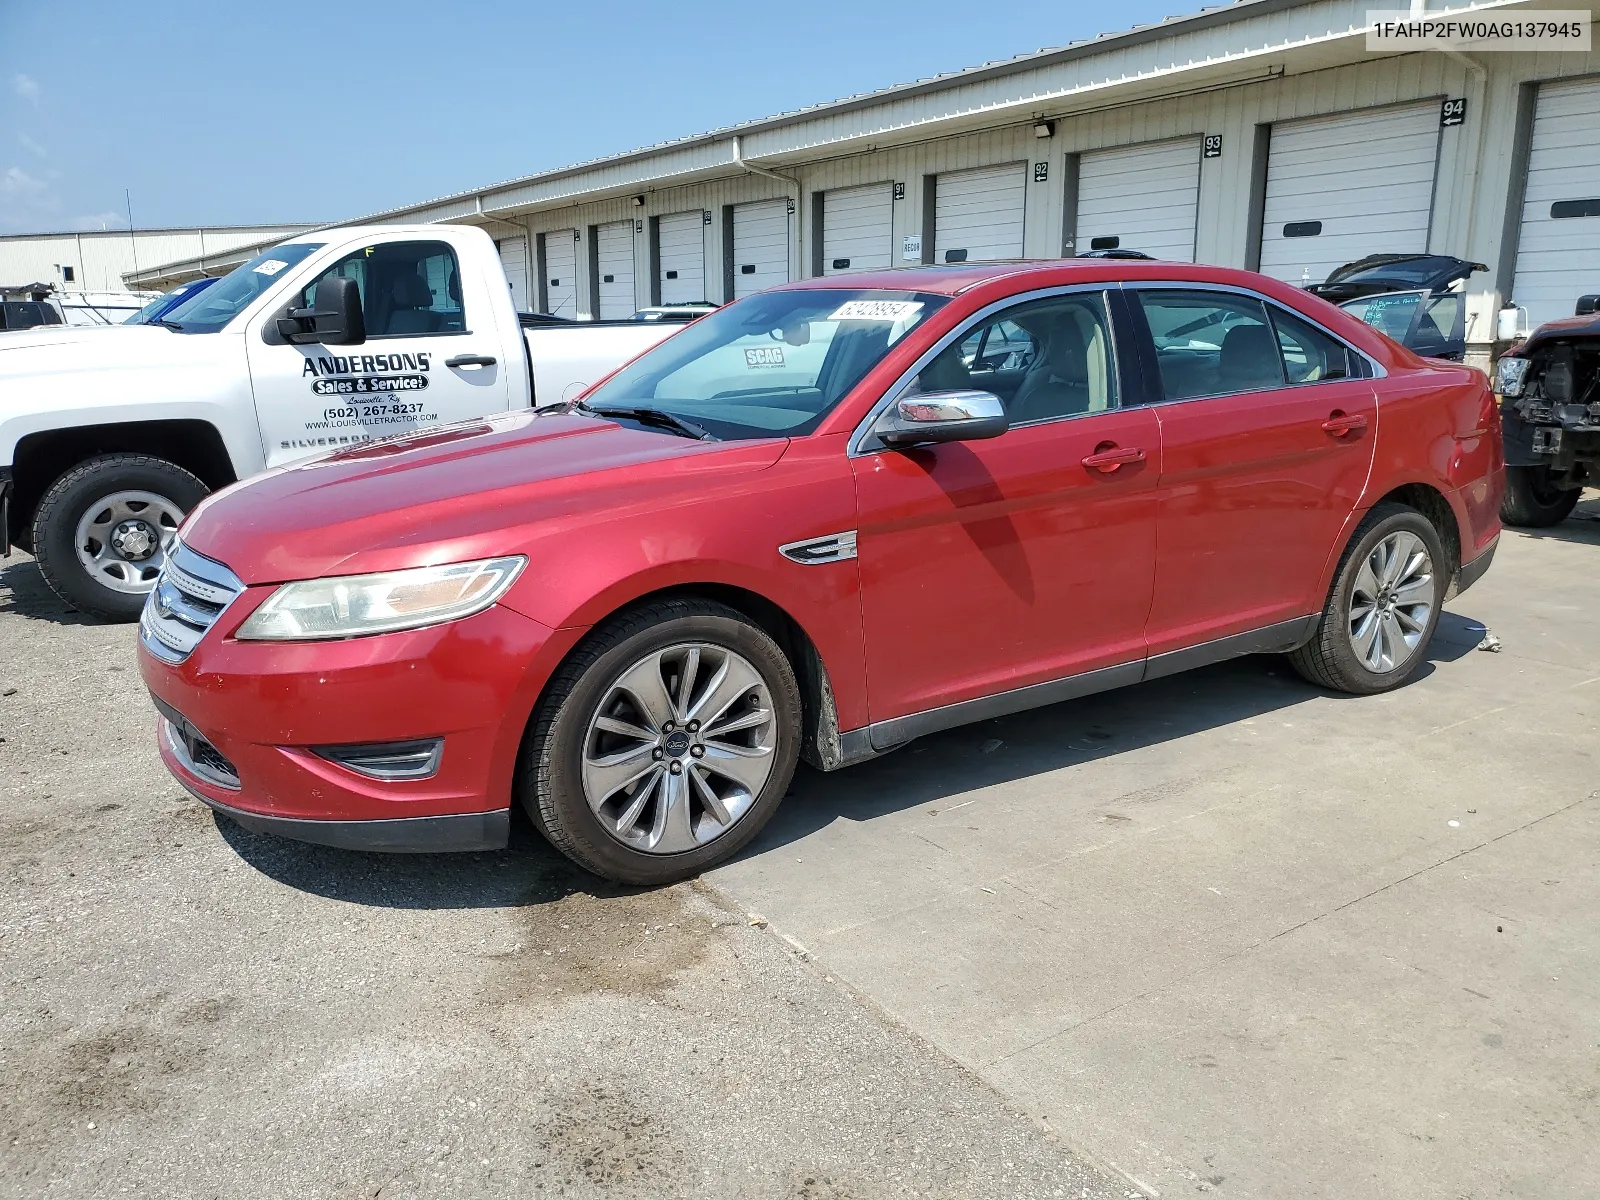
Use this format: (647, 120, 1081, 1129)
(582, 289, 948, 439)
(123, 279, 205, 325)
(160, 243, 325, 333)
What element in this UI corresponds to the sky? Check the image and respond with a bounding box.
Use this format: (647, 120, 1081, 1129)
(0, 0, 1193, 235)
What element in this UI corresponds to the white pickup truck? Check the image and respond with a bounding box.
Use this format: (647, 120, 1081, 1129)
(0, 224, 682, 620)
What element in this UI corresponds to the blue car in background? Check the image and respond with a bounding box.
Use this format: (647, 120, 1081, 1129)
(123, 277, 220, 325)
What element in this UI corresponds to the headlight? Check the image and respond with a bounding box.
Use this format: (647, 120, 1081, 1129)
(235, 556, 526, 641)
(1496, 355, 1531, 397)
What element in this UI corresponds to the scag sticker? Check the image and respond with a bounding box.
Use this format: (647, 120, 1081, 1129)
(253, 259, 290, 276)
(745, 346, 785, 368)
(827, 300, 924, 323)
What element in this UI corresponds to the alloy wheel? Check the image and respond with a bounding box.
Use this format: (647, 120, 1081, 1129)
(73, 490, 185, 595)
(581, 643, 777, 854)
(1347, 530, 1434, 674)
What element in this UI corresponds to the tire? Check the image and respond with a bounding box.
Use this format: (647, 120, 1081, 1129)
(1287, 503, 1448, 695)
(1500, 464, 1579, 528)
(30, 454, 209, 622)
(523, 598, 802, 885)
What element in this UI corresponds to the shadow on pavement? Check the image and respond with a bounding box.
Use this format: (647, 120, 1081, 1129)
(212, 607, 1488, 906)
(1503, 493, 1600, 548)
(0, 555, 102, 626)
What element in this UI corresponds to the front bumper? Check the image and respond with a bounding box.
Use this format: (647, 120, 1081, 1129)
(140, 594, 580, 853)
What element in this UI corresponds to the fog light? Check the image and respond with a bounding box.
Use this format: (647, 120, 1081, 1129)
(315, 738, 443, 781)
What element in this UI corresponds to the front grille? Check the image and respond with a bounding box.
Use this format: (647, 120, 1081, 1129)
(153, 697, 240, 790)
(139, 542, 244, 663)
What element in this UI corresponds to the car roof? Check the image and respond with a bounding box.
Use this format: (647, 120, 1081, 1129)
(773, 258, 1304, 297)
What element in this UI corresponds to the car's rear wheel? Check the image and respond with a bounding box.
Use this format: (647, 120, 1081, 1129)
(523, 598, 801, 885)
(1287, 504, 1447, 695)
(1500, 464, 1579, 528)
(31, 454, 209, 622)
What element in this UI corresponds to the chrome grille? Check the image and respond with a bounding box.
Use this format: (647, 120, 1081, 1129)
(139, 542, 244, 664)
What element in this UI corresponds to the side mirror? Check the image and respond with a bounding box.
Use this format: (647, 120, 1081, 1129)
(1575, 294, 1599, 317)
(876, 389, 1008, 448)
(276, 276, 366, 345)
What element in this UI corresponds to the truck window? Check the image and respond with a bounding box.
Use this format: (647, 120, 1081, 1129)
(162, 242, 326, 333)
(299, 241, 467, 339)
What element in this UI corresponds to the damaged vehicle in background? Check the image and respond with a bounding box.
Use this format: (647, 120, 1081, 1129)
(1493, 294, 1600, 527)
(1319, 254, 1487, 362)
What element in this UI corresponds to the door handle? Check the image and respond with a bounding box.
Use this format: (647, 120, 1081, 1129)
(1321, 412, 1368, 437)
(445, 354, 497, 369)
(1081, 445, 1146, 473)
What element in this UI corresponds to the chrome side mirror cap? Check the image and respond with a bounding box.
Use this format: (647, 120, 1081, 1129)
(876, 389, 1009, 448)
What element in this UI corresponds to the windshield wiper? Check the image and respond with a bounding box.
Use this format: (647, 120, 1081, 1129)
(153, 318, 185, 332)
(575, 400, 718, 441)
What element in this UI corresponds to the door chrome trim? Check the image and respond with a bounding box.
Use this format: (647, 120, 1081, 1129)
(779, 530, 858, 564)
(848, 281, 1124, 457)
(845, 614, 1322, 757)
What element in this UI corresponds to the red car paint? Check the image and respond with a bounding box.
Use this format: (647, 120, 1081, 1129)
(139, 259, 1503, 843)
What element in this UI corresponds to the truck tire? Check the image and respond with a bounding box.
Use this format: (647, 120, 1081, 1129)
(1500, 465, 1579, 528)
(522, 598, 801, 885)
(31, 454, 209, 622)
(1287, 503, 1447, 695)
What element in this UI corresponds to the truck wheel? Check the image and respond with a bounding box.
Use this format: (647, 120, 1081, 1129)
(523, 598, 801, 886)
(1287, 503, 1447, 695)
(31, 454, 209, 622)
(1500, 465, 1579, 528)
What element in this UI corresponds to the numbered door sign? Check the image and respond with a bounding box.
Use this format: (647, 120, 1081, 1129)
(1441, 98, 1467, 127)
(1203, 134, 1223, 158)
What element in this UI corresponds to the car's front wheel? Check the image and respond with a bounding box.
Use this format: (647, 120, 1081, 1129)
(1500, 464, 1579, 528)
(1287, 503, 1447, 695)
(524, 598, 801, 885)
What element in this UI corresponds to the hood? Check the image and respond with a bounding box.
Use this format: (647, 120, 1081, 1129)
(179, 410, 788, 584)
(1309, 254, 1486, 303)
(0, 322, 206, 379)
(1510, 311, 1600, 356)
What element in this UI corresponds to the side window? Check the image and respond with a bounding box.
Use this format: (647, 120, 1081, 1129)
(916, 292, 1117, 423)
(1270, 308, 1353, 383)
(300, 241, 466, 339)
(1137, 290, 1284, 400)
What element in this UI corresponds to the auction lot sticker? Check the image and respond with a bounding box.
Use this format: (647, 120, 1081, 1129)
(828, 300, 925, 322)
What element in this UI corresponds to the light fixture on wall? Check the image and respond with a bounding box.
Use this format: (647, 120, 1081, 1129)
(631, 195, 646, 207)
(1033, 121, 1055, 138)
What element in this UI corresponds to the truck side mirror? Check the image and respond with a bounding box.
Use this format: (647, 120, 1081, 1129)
(1575, 294, 1599, 317)
(276, 276, 366, 346)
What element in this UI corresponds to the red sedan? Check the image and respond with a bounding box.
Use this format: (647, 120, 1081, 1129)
(138, 260, 1503, 884)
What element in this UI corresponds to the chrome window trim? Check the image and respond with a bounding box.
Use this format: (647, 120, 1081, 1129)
(847, 282, 1127, 457)
(1122, 279, 1387, 407)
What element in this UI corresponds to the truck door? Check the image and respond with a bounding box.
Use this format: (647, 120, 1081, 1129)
(245, 237, 511, 468)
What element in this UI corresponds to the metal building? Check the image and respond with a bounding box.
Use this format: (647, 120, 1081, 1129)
(0, 225, 313, 298)
(131, 0, 1600, 329)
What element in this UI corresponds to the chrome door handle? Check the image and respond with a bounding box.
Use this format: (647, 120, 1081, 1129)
(1081, 445, 1146, 473)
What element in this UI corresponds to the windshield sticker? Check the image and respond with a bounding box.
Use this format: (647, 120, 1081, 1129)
(745, 346, 785, 368)
(252, 259, 290, 276)
(827, 299, 924, 323)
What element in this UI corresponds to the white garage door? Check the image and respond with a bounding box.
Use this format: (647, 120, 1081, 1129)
(934, 163, 1026, 263)
(1258, 102, 1440, 285)
(540, 229, 578, 318)
(496, 237, 529, 310)
(595, 221, 636, 320)
(656, 211, 706, 305)
(1512, 79, 1600, 328)
(822, 183, 894, 274)
(1076, 138, 1201, 262)
(732, 199, 790, 299)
